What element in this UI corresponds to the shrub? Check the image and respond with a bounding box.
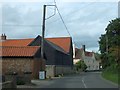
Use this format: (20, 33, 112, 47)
(75, 60, 87, 71)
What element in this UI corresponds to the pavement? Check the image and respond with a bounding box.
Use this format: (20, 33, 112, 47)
(17, 72, 119, 88)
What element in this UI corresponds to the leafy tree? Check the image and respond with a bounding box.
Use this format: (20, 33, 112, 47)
(99, 18, 120, 69)
(75, 60, 87, 71)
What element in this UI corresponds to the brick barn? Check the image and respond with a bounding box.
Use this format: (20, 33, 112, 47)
(0, 34, 73, 78)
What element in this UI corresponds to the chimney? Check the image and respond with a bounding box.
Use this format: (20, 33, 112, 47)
(82, 45, 85, 52)
(1, 33, 7, 40)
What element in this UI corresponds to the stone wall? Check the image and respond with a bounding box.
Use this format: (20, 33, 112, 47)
(46, 65, 73, 77)
(46, 65, 55, 77)
(55, 66, 73, 75)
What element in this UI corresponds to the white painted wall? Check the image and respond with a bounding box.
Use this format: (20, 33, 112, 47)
(82, 51, 100, 71)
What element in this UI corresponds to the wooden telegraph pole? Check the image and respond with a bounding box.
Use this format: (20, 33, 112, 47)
(40, 5, 56, 79)
(39, 5, 46, 80)
(41, 5, 46, 60)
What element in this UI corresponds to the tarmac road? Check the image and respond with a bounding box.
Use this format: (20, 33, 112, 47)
(18, 72, 119, 88)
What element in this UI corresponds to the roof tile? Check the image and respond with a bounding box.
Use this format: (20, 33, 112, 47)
(0, 39, 33, 46)
(46, 37, 71, 53)
(0, 46, 40, 57)
(85, 51, 93, 57)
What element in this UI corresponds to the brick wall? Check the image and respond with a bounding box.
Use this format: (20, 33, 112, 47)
(33, 59, 45, 79)
(1, 58, 43, 79)
(2, 58, 33, 75)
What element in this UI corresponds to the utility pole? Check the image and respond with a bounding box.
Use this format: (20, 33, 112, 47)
(41, 4, 56, 65)
(39, 5, 46, 80)
(41, 5, 46, 60)
(40, 5, 56, 79)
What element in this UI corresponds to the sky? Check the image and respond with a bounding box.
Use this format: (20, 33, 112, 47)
(0, 0, 119, 52)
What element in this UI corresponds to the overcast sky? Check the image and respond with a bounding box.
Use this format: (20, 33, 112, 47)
(0, 0, 119, 52)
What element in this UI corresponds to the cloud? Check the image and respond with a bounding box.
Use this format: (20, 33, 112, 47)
(1, 2, 118, 52)
(1, 0, 119, 3)
(2, 5, 22, 25)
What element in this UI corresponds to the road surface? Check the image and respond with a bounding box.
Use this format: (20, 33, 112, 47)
(18, 72, 119, 88)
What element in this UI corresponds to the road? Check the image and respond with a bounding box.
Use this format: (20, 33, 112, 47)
(18, 72, 119, 88)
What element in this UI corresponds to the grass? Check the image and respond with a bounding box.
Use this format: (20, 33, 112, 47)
(102, 71, 119, 85)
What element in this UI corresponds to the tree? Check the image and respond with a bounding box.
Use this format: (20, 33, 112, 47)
(99, 18, 120, 69)
(75, 60, 87, 71)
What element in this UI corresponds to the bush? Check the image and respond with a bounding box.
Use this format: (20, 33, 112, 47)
(75, 60, 87, 71)
(103, 63, 118, 73)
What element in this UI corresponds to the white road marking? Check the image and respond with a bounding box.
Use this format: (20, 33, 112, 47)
(82, 77, 87, 88)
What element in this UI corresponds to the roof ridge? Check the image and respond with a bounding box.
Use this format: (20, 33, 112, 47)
(6, 38, 34, 40)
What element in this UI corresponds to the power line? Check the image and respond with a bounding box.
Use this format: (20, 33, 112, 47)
(54, 0, 71, 37)
(48, 1, 93, 48)
(54, 0, 80, 47)
(47, 2, 92, 25)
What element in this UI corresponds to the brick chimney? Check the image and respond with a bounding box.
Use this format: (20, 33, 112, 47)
(82, 45, 85, 52)
(1, 34, 7, 40)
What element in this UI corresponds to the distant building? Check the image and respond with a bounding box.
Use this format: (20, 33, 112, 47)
(73, 44, 101, 71)
(81, 45, 101, 71)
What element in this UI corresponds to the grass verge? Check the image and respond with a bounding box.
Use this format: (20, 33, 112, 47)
(102, 71, 119, 85)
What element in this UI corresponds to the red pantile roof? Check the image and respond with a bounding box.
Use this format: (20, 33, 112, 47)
(46, 37, 71, 53)
(0, 46, 40, 57)
(0, 36, 71, 53)
(85, 51, 93, 57)
(0, 39, 33, 46)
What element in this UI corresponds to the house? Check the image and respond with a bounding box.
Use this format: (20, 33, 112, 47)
(73, 44, 101, 71)
(81, 45, 100, 71)
(0, 34, 73, 78)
